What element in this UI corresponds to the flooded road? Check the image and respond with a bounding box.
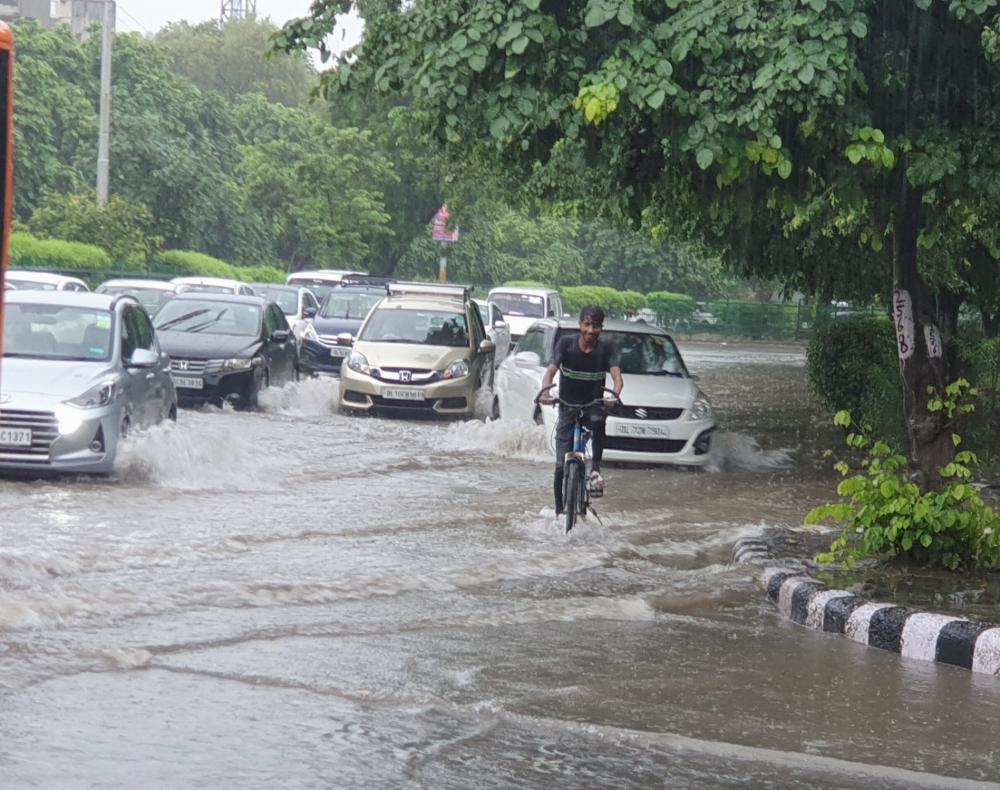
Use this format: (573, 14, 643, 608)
(2, 342, 999, 789)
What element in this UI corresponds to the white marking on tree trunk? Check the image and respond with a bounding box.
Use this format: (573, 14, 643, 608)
(924, 324, 942, 358)
(900, 612, 962, 661)
(972, 628, 1000, 676)
(893, 288, 915, 360)
(804, 589, 853, 631)
(845, 603, 893, 645)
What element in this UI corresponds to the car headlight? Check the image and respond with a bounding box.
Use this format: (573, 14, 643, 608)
(689, 390, 713, 421)
(347, 350, 370, 376)
(222, 357, 263, 371)
(66, 379, 119, 409)
(443, 359, 469, 379)
(301, 323, 319, 342)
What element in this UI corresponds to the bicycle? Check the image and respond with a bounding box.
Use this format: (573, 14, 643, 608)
(536, 384, 620, 534)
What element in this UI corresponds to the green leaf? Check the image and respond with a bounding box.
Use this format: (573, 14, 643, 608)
(846, 145, 863, 165)
(834, 410, 852, 427)
(851, 19, 868, 38)
(696, 148, 714, 169)
(902, 534, 913, 551)
(469, 54, 487, 72)
(880, 148, 895, 168)
(777, 160, 792, 179)
(511, 35, 529, 55)
(880, 481, 894, 498)
(798, 64, 815, 84)
(920, 533, 933, 548)
(618, 4, 635, 26)
(647, 88, 666, 110)
(808, 0, 827, 11)
(524, 0, 541, 8)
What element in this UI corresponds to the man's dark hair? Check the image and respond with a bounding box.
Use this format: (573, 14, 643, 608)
(579, 305, 605, 326)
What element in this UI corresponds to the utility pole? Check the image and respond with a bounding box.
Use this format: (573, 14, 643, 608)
(96, 0, 115, 206)
(220, 0, 256, 23)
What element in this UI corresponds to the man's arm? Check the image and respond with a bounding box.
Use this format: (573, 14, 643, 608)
(609, 365, 624, 402)
(539, 362, 560, 403)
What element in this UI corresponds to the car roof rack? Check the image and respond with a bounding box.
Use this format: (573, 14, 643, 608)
(339, 275, 397, 288)
(387, 282, 474, 299)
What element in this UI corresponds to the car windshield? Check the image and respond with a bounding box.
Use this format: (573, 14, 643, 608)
(491, 293, 544, 318)
(362, 308, 469, 347)
(154, 299, 261, 337)
(320, 292, 383, 320)
(558, 329, 686, 376)
(2, 303, 113, 361)
(6, 278, 57, 291)
(99, 286, 172, 312)
(253, 287, 299, 314)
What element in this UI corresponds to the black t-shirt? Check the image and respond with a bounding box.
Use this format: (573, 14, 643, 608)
(549, 333, 619, 406)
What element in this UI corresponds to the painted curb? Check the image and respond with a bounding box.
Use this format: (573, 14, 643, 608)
(732, 537, 1000, 677)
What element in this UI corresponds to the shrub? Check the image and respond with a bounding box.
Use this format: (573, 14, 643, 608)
(237, 265, 285, 284)
(807, 383, 1000, 570)
(153, 250, 239, 279)
(647, 291, 695, 324)
(619, 290, 647, 313)
(561, 285, 626, 317)
(709, 300, 799, 337)
(9, 232, 112, 272)
(955, 335, 1000, 468)
(806, 315, 900, 429)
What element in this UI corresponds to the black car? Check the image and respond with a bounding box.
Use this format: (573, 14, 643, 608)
(299, 276, 394, 376)
(153, 293, 299, 409)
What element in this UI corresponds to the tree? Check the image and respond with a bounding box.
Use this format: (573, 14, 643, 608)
(239, 126, 398, 270)
(277, 0, 1000, 490)
(155, 18, 317, 108)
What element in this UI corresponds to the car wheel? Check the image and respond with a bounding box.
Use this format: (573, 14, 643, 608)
(120, 414, 131, 439)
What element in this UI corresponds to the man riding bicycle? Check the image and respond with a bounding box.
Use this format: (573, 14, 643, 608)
(539, 305, 624, 515)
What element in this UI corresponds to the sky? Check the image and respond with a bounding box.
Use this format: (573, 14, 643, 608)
(114, 0, 364, 52)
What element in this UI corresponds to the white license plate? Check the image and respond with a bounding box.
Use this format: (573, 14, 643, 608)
(330, 347, 350, 357)
(616, 423, 670, 438)
(172, 375, 204, 390)
(0, 428, 32, 447)
(382, 387, 424, 401)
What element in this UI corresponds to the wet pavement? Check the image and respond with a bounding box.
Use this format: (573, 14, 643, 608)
(1, 341, 999, 789)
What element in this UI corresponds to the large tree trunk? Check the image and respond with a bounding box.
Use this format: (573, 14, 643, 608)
(892, 185, 954, 491)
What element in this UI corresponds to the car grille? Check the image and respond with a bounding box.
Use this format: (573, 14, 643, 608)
(371, 395, 436, 411)
(318, 335, 351, 347)
(0, 409, 59, 463)
(169, 358, 222, 374)
(616, 405, 683, 421)
(372, 367, 440, 384)
(604, 436, 687, 454)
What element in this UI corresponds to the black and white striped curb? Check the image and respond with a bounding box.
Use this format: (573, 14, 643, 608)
(732, 537, 1000, 676)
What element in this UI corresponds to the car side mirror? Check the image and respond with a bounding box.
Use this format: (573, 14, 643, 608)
(304, 307, 317, 319)
(271, 329, 290, 343)
(128, 348, 159, 369)
(479, 338, 496, 355)
(493, 319, 508, 330)
(336, 332, 354, 345)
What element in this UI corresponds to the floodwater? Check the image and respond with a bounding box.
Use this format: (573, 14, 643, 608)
(1, 341, 998, 789)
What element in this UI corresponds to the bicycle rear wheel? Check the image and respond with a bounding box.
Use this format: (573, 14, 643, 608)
(563, 462, 581, 533)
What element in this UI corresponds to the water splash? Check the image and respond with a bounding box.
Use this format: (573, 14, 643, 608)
(257, 377, 340, 417)
(439, 418, 553, 463)
(707, 432, 794, 472)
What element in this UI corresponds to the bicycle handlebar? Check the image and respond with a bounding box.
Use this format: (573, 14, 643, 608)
(534, 384, 620, 409)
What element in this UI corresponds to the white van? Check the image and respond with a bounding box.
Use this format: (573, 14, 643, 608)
(487, 286, 563, 342)
(286, 269, 368, 303)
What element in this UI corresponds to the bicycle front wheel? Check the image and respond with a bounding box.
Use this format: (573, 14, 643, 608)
(564, 463, 581, 534)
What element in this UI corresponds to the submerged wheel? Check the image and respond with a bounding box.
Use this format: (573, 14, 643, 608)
(564, 464, 581, 534)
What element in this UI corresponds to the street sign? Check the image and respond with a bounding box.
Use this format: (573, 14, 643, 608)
(431, 203, 459, 243)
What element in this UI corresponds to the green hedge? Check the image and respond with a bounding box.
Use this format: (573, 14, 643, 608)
(709, 300, 801, 338)
(10, 232, 112, 271)
(806, 316, 905, 444)
(152, 250, 284, 284)
(955, 336, 1000, 467)
(647, 291, 696, 323)
(561, 285, 627, 317)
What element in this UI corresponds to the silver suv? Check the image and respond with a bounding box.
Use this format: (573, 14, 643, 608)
(0, 291, 177, 474)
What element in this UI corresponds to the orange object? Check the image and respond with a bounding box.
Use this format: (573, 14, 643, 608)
(0, 21, 12, 382)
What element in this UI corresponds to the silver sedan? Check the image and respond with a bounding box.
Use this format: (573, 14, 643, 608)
(0, 291, 177, 474)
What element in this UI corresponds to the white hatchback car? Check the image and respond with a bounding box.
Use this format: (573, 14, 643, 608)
(5, 270, 90, 292)
(171, 276, 256, 296)
(495, 318, 716, 466)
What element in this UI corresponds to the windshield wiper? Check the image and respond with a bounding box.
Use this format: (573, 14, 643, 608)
(156, 309, 210, 331)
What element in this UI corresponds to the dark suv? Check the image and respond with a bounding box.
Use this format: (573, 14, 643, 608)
(299, 276, 394, 376)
